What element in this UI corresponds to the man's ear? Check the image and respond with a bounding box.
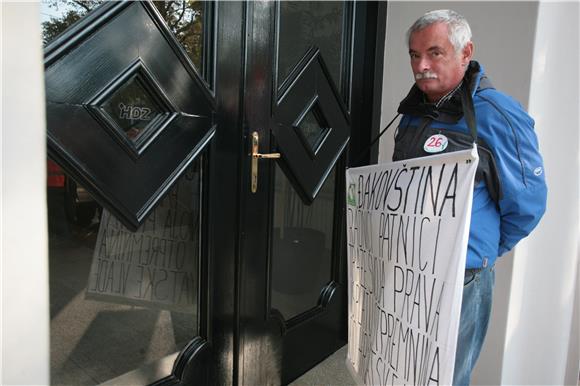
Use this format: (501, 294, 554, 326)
(462, 41, 474, 65)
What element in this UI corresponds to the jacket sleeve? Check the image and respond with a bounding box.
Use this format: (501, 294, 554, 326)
(477, 91, 548, 256)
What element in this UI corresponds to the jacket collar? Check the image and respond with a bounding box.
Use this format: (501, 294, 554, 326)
(397, 61, 488, 123)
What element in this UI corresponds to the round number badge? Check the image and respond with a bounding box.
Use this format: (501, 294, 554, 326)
(424, 134, 448, 153)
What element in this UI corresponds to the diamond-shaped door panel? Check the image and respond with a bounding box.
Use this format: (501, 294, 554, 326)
(273, 49, 350, 204)
(44, 2, 215, 231)
(88, 59, 179, 158)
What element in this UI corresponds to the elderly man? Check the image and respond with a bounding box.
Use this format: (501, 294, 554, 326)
(393, 10, 547, 385)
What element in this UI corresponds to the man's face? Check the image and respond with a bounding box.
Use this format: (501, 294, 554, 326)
(408, 22, 472, 102)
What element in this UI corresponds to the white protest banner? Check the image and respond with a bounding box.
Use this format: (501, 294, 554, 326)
(86, 168, 199, 313)
(345, 148, 478, 385)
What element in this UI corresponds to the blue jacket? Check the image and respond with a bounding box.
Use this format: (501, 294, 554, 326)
(394, 61, 547, 269)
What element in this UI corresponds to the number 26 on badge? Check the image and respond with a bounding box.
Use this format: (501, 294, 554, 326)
(424, 134, 448, 153)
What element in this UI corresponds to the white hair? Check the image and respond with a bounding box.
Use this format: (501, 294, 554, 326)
(406, 9, 472, 53)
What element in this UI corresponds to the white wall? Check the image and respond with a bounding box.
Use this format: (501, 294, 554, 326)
(1, 2, 50, 385)
(379, 1, 579, 384)
(502, 2, 580, 384)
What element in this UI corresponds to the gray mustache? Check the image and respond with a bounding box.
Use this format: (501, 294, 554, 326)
(415, 71, 438, 80)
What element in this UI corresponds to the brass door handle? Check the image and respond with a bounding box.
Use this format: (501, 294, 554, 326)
(251, 131, 280, 193)
(253, 153, 281, 159)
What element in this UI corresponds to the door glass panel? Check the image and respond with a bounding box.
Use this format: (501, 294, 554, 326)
(151, 1, 206, 72)
(296, 103, 330, 154)
(41, 1, 206, 75)
(47, 159, 202, 385)
(278, 2, 344, 89)
(101, 74, 168, 143)
(271, 165, 336, 320)
(40, 0, 105, 46)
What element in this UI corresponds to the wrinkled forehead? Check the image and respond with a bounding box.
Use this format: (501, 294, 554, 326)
(409, 23, 453, 50)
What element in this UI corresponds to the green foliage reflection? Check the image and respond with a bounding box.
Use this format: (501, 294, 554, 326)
(41, 0, 204, 71)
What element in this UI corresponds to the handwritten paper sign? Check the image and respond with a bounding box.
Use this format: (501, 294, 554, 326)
(346, 148, 478, 385)
(86, 170, 199, 313)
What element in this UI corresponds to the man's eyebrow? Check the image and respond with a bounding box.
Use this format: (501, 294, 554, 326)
(427, 45, 444, 52)
(408, 45, 445, 54)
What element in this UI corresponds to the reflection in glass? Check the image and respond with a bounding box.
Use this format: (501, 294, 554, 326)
(41, 1, 206, 75)
(41, 0, 106, 46)
(271, 165, 336, 320)
(278, 2, 344, 89)
(101, 75, 166, 143)
(297, 106, 329, 154)
(152, 1, 205, 71)
(47, 159, 201, 385)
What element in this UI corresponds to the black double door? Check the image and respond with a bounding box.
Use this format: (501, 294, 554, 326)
(44, 1, 385, 384)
